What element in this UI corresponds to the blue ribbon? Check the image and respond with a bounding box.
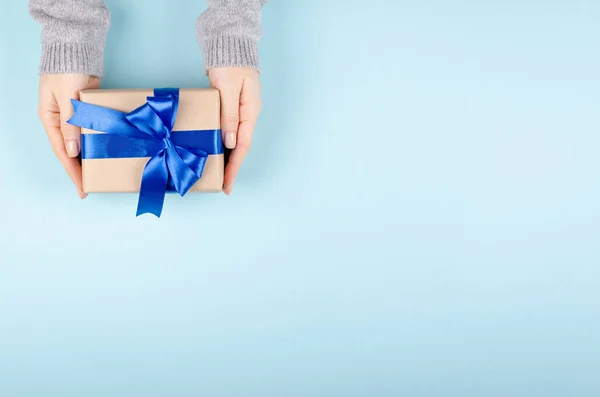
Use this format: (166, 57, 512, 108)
(68, 88, 223, 217)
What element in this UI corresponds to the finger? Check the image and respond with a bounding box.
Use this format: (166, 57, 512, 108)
(58, 93, 81, 158)
(223, 79, 261, 195)
(39, 88, 86, 198)
(44, 121, 87, 199)
(223, 140, 250, 196)
(217, 84, 242, 150)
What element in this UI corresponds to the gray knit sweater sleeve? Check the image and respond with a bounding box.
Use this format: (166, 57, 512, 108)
(196, 0, 268, 71)
(29, 0, 110, 78)
(29, 0, 267, 78)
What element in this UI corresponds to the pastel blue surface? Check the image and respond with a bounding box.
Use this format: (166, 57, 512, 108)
(1, 1, 600, 396)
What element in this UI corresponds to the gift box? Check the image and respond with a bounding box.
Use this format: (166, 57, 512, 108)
(69, 88, 224, 217)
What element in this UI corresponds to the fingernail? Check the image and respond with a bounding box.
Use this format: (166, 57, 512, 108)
(77, 188, 87, 199)
(224, 132, 237, 149)
(66, 140, 80, 158)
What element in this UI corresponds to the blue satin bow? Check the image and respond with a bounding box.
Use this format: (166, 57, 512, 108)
(68, 88, 223, 217)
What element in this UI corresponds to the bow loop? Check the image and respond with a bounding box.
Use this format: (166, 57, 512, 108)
(146, 94, 179, 131)
(125, 102, 171, 139)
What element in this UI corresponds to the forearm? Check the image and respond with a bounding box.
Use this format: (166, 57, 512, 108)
(29, 0, 110, 78)
(196, 0, 268, 72)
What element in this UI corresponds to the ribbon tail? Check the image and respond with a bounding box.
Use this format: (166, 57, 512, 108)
(136, 151, 169, 217)
(69, 100, 152, 140)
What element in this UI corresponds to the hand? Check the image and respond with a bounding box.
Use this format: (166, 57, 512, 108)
(209, 67, 262, 195)
(38, 74, 101, 199)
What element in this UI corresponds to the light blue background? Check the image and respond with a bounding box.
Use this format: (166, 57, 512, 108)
(1, 1, 600, 396)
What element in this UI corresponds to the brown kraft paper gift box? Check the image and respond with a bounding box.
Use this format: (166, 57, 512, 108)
(79, 88, 223, 193)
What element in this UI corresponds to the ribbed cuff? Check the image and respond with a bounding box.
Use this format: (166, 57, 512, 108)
(201, 36, 260, 72)
(39, 42, 105, 78)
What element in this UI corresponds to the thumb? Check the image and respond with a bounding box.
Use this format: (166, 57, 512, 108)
(58, 96, 81, 158)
